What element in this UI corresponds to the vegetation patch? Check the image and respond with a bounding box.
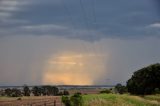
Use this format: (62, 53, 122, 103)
(83, 94, 160, 106)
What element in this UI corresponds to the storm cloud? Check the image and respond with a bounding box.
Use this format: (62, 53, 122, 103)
(0, 0, 160, 85)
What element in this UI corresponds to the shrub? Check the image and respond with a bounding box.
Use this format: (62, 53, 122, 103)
(62, 93, 83, 106)
(100, 89, 111, 94)
(115, 84, 127, 94)
(62, 96, 71, 106)
(70, 93, 83, 106)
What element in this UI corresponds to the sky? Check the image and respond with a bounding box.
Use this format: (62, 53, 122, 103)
(0, 0, 160, 86)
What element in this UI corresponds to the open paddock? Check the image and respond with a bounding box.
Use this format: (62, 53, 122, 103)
(0, 96, 64, 106)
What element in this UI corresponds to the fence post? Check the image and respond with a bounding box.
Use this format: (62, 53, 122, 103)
(44, 102, 46, 106)
(54, 100, 56, 106)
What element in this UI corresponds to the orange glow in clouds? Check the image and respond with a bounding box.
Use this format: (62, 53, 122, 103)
(43, 53, 107, 85)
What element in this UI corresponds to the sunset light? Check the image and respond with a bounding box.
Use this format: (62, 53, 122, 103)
(43, 53, 107, 85)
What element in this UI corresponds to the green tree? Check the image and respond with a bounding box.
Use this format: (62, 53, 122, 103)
(23, 85, 30, 96)
(11, 88, 22, 97)
(41, 86, 47, 96)
(63, 90, 69, 95)
(115, 83, 127, 94)
(42, 86, 59, 96)
(62, 96, 71, 106)
(5, 88, 12, 97)
(0, 90, 5, 96)
(62, 93, 83, 106)
(32, 86, 41, 96)
(127, 63, 160, 95)
(70, 93, 83, 106)
(49, 86, 59, 96)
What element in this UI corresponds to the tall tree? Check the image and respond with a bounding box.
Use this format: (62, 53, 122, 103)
(23, 85, 31, 96)
(42, 86, 59, 96)
(32, 86, 41, 96)
(127, 63, 160, 95)
(11, 88, 22, 97)
(5, 88, 12, 97)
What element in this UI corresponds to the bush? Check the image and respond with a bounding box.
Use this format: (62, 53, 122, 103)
(115, 84, 127, 94)
(62, 93, 83, 106)
(70, 93, 83, 106)
(62, 96, 71, 106)
(100, 89, 111, 94)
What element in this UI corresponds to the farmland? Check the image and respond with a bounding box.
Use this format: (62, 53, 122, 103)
(1, 94, 160, 106)
(0, 96, 63, 106)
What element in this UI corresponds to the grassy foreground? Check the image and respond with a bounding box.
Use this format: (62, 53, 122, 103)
(83, 94, 160, 106)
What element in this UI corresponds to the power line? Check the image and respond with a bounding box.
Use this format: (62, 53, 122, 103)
(91, 0, 105, 60)
(60, 0, 90, 54)
(79, 0, 99, 55)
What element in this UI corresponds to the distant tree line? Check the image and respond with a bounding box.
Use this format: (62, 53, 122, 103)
(0, 85, 60, 97)
(31, 86, 59, 96)
(4, 88, 22, 97)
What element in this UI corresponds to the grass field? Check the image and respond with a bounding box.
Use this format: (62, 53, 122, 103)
(0, 94, 160, 106)
(83, 94, 160, 106)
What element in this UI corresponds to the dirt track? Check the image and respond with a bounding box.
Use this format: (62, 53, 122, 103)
(0, 96, 64, 106)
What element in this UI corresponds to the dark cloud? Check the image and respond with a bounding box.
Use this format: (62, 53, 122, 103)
(0, 0, 160, 41)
